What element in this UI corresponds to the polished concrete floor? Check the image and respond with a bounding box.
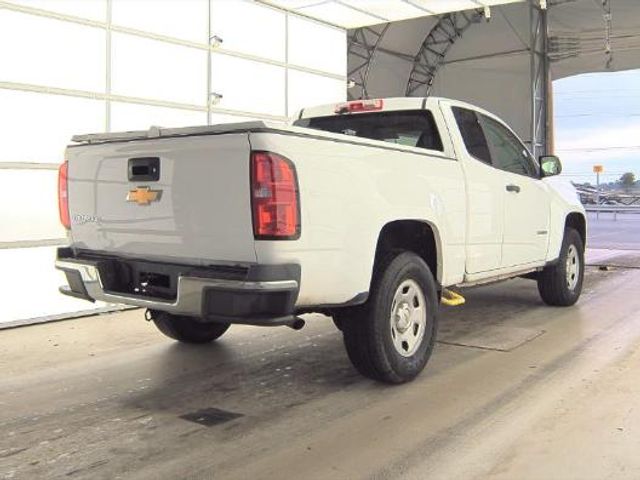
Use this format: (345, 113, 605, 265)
(2, 250, 640, 479)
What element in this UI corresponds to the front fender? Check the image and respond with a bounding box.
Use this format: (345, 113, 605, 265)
(544, 176, 586, 262)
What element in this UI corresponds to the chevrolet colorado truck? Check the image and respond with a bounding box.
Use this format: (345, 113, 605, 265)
(55, 97, 586, 384)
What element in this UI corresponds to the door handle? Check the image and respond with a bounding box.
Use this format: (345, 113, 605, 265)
(506, 184, 521, 193)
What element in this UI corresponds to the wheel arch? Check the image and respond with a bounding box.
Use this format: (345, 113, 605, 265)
(372, 219, 442, 287)
(565, 211, 587, 247)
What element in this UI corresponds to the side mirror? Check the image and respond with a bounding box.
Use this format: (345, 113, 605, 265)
(540, 155, 562, 177)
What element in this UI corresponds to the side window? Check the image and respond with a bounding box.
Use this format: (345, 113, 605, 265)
(452, 107, 491, 164)
(478, 114, 539, 178)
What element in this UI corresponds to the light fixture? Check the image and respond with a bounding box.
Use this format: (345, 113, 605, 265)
(210, 35, 223, 48)
(209, 92, 223, 107)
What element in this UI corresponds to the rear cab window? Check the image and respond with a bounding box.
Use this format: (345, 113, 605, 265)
(452, 107, 491, 164)
(293, 110, 444, 152)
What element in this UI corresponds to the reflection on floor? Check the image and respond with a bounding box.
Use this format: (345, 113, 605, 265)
(2, 261, 640, 479)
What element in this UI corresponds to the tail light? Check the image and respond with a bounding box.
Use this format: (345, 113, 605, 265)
(250, 151, 300, 239)
(58, 161, 70, 229)
(335, 99, 383, 114)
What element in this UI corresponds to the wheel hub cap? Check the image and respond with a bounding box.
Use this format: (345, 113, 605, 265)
(390, 279, 427, 357)
(395, 303, 412, 332)
(566, 244, 580, 291)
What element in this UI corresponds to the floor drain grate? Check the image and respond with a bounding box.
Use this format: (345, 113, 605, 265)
(180, 407, 244, 427)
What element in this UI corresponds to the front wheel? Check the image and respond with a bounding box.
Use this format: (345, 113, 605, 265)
(342, 251, 439, 384)
(537, 227, 585, 306)
(150, 311, 230, 344)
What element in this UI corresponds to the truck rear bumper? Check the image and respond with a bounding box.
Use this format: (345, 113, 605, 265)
(55, 248, 300, 326)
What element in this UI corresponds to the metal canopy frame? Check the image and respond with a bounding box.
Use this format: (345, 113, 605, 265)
(529, 0, 550, 158)
(405, 10, 484, 97)
(346, 0, 551, 156)
(347, 23, 390, 100)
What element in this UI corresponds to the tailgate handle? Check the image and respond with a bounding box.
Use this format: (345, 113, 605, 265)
(129, 157, 160, 182)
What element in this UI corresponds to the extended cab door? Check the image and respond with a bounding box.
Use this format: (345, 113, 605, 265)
(477, 114, 551, 267)
(448, 105, 505, 274)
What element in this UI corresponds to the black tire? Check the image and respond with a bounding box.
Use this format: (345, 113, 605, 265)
(332, 315, 344, 331)
(151, 311, 230, 344)
(537, 227, 585, 306)
(342, 251, 439, 384)
(331, 309, 353, 331)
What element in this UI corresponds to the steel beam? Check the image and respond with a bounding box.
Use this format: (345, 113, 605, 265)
(347, 23, 390, 99)
(405, 10, 483, 97)
(529, 0, 550, 158)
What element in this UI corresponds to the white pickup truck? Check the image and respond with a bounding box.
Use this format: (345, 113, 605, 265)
(56, 97, 586, 383)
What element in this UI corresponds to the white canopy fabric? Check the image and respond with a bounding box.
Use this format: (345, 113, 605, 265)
(548, 0, 640, 79)
(345, 0, 640, 145)
(259, 0, 524, 28)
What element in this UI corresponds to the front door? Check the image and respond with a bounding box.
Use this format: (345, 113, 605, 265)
(478, 114, 550, 267)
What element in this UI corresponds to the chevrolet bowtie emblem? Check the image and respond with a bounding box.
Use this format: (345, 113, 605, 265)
(127, 186, 162, 205)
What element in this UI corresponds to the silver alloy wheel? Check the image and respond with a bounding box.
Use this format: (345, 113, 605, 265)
(390, 279, 427, 357)
(566, 244, 580, 290)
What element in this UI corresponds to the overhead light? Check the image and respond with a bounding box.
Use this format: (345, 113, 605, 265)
(210, 35, 223, 48)
(209, 92, 223, 107)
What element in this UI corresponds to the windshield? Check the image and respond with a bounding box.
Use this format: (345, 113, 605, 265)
(294, 110, 443, 152)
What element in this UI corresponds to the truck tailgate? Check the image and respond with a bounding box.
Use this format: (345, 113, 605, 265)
(66, 133, 256, 264)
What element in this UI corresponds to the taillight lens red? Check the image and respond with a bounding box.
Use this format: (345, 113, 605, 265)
(251, 151, 300, 239)
(58, 161, 70, 229)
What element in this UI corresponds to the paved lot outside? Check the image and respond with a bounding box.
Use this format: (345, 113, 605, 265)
(587, 212, 640, 250)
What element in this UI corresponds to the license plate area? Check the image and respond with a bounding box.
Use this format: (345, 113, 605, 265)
(137, 271, 173, 299)
(98, 259, 179, 301)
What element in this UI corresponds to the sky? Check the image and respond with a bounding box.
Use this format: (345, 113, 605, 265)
(553, 69, 640, 185)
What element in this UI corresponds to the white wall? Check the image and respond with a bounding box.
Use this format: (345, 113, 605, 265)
(0, 0, 347, 324)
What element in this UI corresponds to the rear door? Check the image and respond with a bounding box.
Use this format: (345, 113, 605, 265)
(67, 133, 257, 264)
(450, 106, 505, 274)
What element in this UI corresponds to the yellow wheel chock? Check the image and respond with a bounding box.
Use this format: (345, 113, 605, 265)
(441, 288, 465, 306)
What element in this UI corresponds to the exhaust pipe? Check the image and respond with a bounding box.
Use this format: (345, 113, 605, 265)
(288, 317, 306, 330)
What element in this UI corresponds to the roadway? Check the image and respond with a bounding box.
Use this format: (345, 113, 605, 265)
(2, 237, 640, 479)
(587, 211, 640, 250)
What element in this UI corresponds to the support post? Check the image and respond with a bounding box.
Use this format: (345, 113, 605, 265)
(529, 0, 550, 159)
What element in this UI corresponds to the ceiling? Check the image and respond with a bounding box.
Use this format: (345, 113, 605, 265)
(258, 0, 524, 28)
(342, 0, 640, 147)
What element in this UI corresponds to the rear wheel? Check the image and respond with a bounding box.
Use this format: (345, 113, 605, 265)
(342, 251, 439, 384)
(150, 311, 230, 344)
(537, 227, 585, 306)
